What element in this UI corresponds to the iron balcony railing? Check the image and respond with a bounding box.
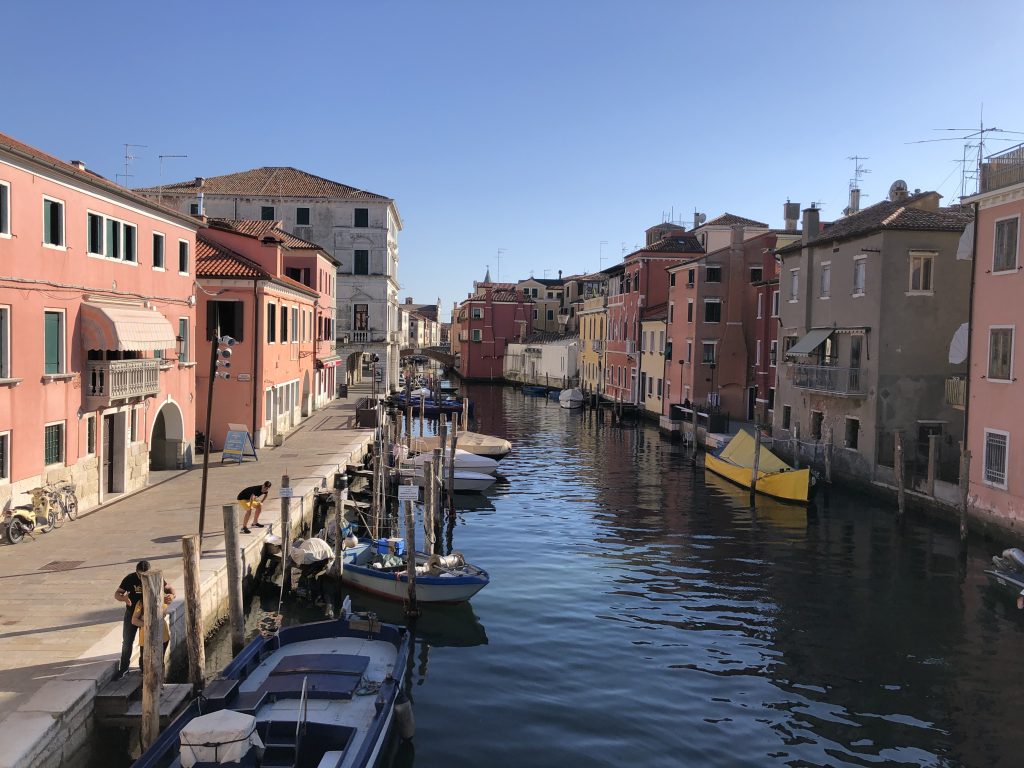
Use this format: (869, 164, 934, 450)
(981, 143, 1024, 193)
(84, 359, 160, 406)
(349, 331, 387, 343)
(945, 375, 967, 408)
(792, 364, 865, 396)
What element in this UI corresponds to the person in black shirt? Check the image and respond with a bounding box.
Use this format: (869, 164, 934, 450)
(237, 481, 272, 534)
(114, 560, 175, 678)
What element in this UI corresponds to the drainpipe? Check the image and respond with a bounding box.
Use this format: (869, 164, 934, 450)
(962, 203, 979, 459)
(251, 279, 259, 441)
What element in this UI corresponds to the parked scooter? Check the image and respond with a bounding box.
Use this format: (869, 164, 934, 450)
(5, 488, 57, 543)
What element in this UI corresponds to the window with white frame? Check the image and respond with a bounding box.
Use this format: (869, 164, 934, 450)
(0, 306, 8, 378)
(686, 339, 693, 363)
(994, 217, 1019, 273)
(659, 330, 664, 353)
(770, 340, 778, 367)
(0, 180, 9, 236)
(687, 299, 694, 323)
(130, 407, 138, 442)
(668, 304, 674, 323)
(908, 250, 935, 293)
(984, 429, 1009, 488)
(153, 232, 165, 269)
(43, 197, 64, 247)
(85, 415, 95, 455)
(43, 310, 64, 374)
(471, 329, 482, 341)
(0, 431, 8, 481)
(44, 421, 64, 466)
(819, 262, 831, 298)
(757, 293, 764, 319)
(472, 307, 483, 319)
(771, 290, 780, 317)
(755, 340, 762, 366)
(704, 298, 722, 323)
(88, 212, 104, 254)
(988, 326, 1014, 381)
(702, 341, 717, 364)
(291, 307, 298, 342)
(178, 240, 189, 274)
(853, 257, 866, 296)
(178, 318, 190, 362)
(705, 266, 722, 282)
(789, 268, 799, 300)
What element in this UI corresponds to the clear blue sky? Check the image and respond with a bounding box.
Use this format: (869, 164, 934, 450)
(6, 1, 1024, 316)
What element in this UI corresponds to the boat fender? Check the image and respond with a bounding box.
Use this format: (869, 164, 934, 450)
(342, 533, 359, 550)
(394, 691, 416, 740)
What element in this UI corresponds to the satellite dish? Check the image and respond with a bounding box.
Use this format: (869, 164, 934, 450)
(696, 213, 707, 225)
(888, 179, 908, 201)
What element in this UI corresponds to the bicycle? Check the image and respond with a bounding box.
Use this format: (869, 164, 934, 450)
(48, 481, 78, 524)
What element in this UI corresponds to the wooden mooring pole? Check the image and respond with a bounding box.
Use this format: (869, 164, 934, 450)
(750, 427, 762, 501)
(333, 472, 347, 575)
(423, 461, 435, 555)
(825, 426, 833, 484)
(403, 495, 419, 617)
(181, 535, 205, 694)
(959, 445, 971, 542)
(447, 420, 458, 515)
(462, 398, 469, 431)
(140, 569, 164, 749)
(280, 473, 292, 596)
(894, 432, 906, 521)
(222, 504, 245, 654)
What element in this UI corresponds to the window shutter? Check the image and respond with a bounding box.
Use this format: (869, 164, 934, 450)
(44, 313, 60, 373)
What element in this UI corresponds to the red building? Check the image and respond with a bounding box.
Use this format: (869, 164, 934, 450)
(605, 234, 703, 403)
(453, 283, 533, 381)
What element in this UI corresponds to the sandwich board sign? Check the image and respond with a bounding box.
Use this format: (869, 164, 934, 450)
(221, 423, 258, 464)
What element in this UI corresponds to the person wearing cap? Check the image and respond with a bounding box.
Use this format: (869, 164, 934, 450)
(114, 560, 175, 678)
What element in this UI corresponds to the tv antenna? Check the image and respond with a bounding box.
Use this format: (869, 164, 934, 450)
(848, 155, 871, 191)
(117, 143, 147, 186)
(599, 240, 609, 269)
(496, 248, 506, 283)
(157, 153, 188, 204)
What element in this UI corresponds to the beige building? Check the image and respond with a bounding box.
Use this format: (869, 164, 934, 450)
(640, 306, 668, 418)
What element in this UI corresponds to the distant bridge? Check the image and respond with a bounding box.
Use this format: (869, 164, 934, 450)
(401, 346, 455, 368)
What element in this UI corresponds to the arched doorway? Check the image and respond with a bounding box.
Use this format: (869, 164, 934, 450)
(301, 371, 311, 417)
(149, 401, 184, 470)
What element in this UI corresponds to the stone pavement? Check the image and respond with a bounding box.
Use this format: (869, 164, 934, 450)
(0, 384, 377, 766)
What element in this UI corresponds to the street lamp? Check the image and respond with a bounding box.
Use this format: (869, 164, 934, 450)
(198, 334, 236, 547)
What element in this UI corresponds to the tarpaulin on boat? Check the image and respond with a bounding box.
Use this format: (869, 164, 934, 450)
(179, 710, 263, 767)
(719, 430, 791, 473)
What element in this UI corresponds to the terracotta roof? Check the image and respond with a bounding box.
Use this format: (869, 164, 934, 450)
(643, 302, 669, 320)
(776, 193, 973, 254)
(138, 166, 390, 201)
(196, 236, 268, 279)
(522, 331, 578, 343)
(626, 234, 704, 259)
(646, 222, 688, 233)
(207, 218, 325, 250)
(0, 130, 198, 228)
(704, 213, 769, 228)
(478, 281, 516, 290)
(490, 289, 532, 303)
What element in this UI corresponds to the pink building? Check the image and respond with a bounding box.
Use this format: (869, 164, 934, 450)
(453, 281, 533, 381)
(606, 233, 702, 404)
(0, 132, 199, 512)
(196, 221, 324, 448)
(963, 146, 1024, 530)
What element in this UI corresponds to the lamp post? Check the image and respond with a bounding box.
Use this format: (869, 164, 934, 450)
(198, 332, 236, 549)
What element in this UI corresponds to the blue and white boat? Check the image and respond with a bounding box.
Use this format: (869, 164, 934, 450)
(341, 539, 489, 604)
(521, 385, 547, 397)
(132, 612, 410, 768)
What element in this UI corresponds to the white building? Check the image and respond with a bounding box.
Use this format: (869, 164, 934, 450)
(136, 167, 403, 389)
(504, 333, 579, 387)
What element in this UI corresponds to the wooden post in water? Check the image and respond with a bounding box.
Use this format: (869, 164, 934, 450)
(825, 426, 833, 484)
(140, 569, 164, 749)
(437, 417, 448, 498)
(959, 445, 971, 542)
(462, 397, 469, 431)
(222, 504, 245, 654)
(926, 433, 939, 497)
(792, 422, 800, 469)
(423, 461, 435, 555)
(181, 535, 205, 693)
(447, 422, 458, 515)
(333, 472, 347, 576)
(894, 431, 906, 521)
(405, 404, 413, 453)
(280, 473, 292, 596)
(419, 397, 425, 437)
(403, 495, 418, 616)
(750, 427, 762, 500)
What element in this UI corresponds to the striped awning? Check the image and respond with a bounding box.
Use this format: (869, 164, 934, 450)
(80, 302, 177, 352)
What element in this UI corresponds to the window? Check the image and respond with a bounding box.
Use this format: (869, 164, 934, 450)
(686, 340, 693, 363)
(850, 335, 862, 369)
(811, 410, 823, 440)
(768, 387, 775, 411)
(659, 331, 665, 354)
(770, 340, 778, 367)
(130, 408, 138, 442)
(44, 310, 64, 374)
(994, 217, 1019, 273)
(547, 309, 554, 321)
(291, 307, 298, 342)
(988, 327, 1014, 381)
(657, 378, 663, 397)
(686, 299, 694, 323)
(471, 329, 482, 341)
(261, 206, 275, 221)
(88, 213, 104, 254)
(750, 266, 763, 283)
(43, 197, 64, 246)
(178, 240, 189, 274)
(702, 341, 716, 364)
(44, 422, 64, 466)
(153, 233, 165, 269)
(86, 415, 95, 455)
(190, 203, 199, 215)
(668, 304, 674, 323)
(178, 318, 190, 362)
(782, 405, 791, 430)
(354, 208, 369, 227)
(757, 293, 764, 319)
(267, 302, 277, 342)
(106, 218, 121, 259)
(207, 301, 243, 341)
(670, 273, 676, 287)
(789, 268, 799, 300)
(984, 430, 1009, 487)
(771, 290, 780, 317)
(853, 257, 866, 295)
(281, 305, 288, 343)
(0, 306, 8, 378)
(0, 181, 9, 236)
(755, 340, 762, 366)
(908, 251, 935, 292)
(845, 417, 860, 450)
(533, 309, 538, 320)
(296, 207, 310, 226)
(354, 250, 369, 275)
(687, 268, 695, 286)
(704, 299, 721, 323)
(0, 432, 8, 481)
(819, 262, 831, 298)
(706, 266, 721, 282)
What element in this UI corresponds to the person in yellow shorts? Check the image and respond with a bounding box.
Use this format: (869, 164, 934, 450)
(237, 481, 272, 534)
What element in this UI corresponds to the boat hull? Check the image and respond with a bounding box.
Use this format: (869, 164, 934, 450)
(705, 452, 811, 503)
(342, 546, 489, 603)
(411, 432, 512, 460)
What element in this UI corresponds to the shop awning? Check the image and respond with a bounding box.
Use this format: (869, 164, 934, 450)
(785, 328, 834, 357)
(317, 356, 343, 369)
(81, 302, 177, 352)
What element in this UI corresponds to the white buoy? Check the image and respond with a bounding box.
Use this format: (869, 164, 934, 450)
(394, 691, 415, 740)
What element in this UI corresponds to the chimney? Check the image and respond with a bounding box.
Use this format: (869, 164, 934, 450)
(195, 177, 205, 187)
(197, 191, 205, 217)
(846, 187, 861, 216)
(70, 160, 86, 172)
(558, 269, 562, 280)
(405, 297, 413, 304)
(802, 205, 820, 241)
(784, 201, 800, 232)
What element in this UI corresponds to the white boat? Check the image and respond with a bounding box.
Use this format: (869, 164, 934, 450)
(408, 448, 498, 475)
(411, 431, 512, 460)
(342, 540, 489, 603)
(558, 388, 585, 409)
(399, 466, 496, 493)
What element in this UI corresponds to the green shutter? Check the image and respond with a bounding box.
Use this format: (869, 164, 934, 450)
(43, 202, 52, 243)
(44, 313, 60, 374)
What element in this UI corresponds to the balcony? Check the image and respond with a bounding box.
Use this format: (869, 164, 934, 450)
(84, 359, 160, 408)
(592, 340, 604, 352)
(625, 340, 636, 355)
(945, 375, 966, 409)
(346, 331, 387, 344)
(791, 364, 865, 396)
(981, 143, 1024, 193)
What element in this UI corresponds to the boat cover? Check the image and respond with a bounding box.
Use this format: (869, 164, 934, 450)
(719, 430, 792, 474)
(179, 710, 263, 768)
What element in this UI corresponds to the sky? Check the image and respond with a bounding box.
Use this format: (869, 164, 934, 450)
(5, 1, 1024, 315)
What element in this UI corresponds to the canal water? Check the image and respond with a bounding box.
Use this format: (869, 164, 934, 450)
(107, 383, 1024, 767)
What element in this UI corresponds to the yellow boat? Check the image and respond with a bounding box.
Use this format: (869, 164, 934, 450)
(704, 429, 812, 504)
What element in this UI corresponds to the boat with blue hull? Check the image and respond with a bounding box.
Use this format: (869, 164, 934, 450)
(390, 395, 472, 418)
(131, 613, 410, 768)
(341, 539, 489, 604)
(521, 385, 548, 397)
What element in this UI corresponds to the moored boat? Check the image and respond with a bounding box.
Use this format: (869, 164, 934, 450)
(399, 465, 496, 493)
(558, 388, 584, 409)
(131, 612, 410, 768)
(342, 539, 490, 603)
(704, 429, 813, 503)
(411, 431, 512, 460)
(408, 448, 499, 475)
(522, 385, 548, 396)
